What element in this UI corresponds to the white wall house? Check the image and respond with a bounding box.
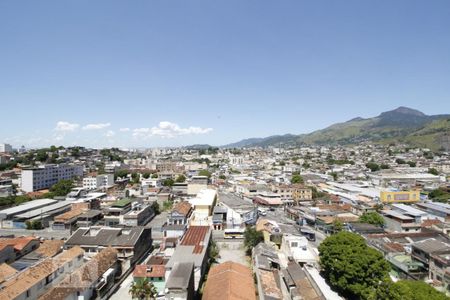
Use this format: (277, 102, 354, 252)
(83, 174, 114, 190)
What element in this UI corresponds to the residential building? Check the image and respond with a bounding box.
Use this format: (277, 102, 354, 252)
(203, 261, 256, 300)
(0, 236, 40, 261)
(38, 247, 119, 300)
(21, 164, 83, 192)
(163, 201, 192, 238)
(189, 189, 217, 225)
(165, 262, 195, 300)
(187, 176, 208, 196)
(282, 262, 321, 300)
(82, 174, 114, 190)
(65, 226, 152, 263)
(281, 234, 317, 265)
(123, 203, 155, 226)
(133, 264, 166, 295)
(166, 226, 211, 293)
(0, 246, 85, 300)
(0, 143, 13, 153)
(382, 210, 422, 233)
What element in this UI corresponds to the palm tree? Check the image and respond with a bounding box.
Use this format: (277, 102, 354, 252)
(129, 278, 157, 300)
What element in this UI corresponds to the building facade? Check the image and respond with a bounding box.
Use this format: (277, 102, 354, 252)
(21, 164, 83, 192)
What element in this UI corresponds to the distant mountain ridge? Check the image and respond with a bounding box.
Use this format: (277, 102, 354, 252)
(222, 107, 450, 151)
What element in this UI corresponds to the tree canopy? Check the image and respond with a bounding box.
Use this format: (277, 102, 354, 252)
(244, 227, 264, 255)
(129, 278, 157, 300)
(359, 212, 385, 226)
(428, 188, 450, 203)
(162, 178, 174, 187)
(198, 169, 211, 178)
(49, 179, 73, 196)
(291, 174, 304, 184)
(319, 231, 391, 299)
(428, 168, 439, 176)
(365, 162, 380, 172)
(175, 175, 186, 183)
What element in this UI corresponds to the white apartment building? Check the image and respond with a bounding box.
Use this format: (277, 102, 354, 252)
(21, 164, 83, 192)
(83, 174, 114, 190)
(0, 143, 13, 153)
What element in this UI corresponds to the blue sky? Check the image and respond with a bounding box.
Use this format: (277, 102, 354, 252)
(1, 0, 450, 148)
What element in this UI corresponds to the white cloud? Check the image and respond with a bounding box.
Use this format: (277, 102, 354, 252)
(132, 121, 213, 139)
(82, 123, 111, 130)
(54, 121, 80, 132)
(119, 128, 130, 132)
(105, 130, 115, 137)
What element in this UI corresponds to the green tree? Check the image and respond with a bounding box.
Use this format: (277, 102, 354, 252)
(14, 195, 31, 205)
(332, 219, 344, 233)
(114, 169, 129, 180)
(319, 231, 391, 299)
(392, 280, 448, 300)
(359, 212, 385, 226)
(244, 227, 264, 255)
(49, 179, 73, 196)
(131, 172, 140, 184)
(175, 175, 186, 183)
(311, 186, 326, 199)
(365, 162, 380, 172)
(209, 240, 220, 264)
(396, 158, 406, 165)
(428, 168, 439, 176)
(163, 200, 173, 211)
(129, 278, 157, 300)
(162, 178, 174, 187)
(151, 173, 158, 178)
(142, 172, 151, 179)
(428, 188, 450, 203)
(25, 220, 43, 230)
(380, 164, 390, 169)
(330, 172, 338, 181)
(219, 174, 226, 180)
(291, 174, 304, 184)
(198, 169, 211, 178)
(36, 150, 49, 162)
(151, 201, 161, 215)
(407, 161, 416, 167)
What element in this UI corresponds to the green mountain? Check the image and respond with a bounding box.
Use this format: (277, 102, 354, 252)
(223, 107, 450, 150)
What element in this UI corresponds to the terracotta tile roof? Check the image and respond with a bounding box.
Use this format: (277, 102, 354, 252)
(259, 269, 282, 299)
(172, 201, 192, 216)
(147, 255, 166, 265)
(203, 261, 256, 300)
(35, 240, 64, 258)
(39, 247, 118, 300)
(384, 242, 405, 253)
(0, 236, 38, 251)
(54, 208, 85, 222)
(0, 263, 18, 283)
(133, 264, 166, 278)
(422, 219, 443, 227)
(180, 226, 210, 254)
(0, 247, 84, 300)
